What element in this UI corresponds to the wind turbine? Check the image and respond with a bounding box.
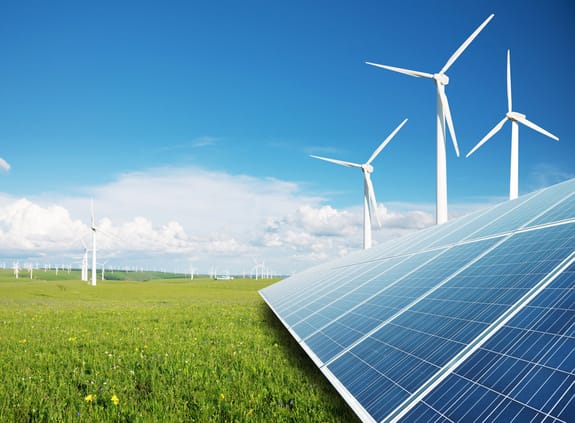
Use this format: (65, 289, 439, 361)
(366, 14, 494, 224)
(90, 200, 97, 286)
(13, 261, 19, 279)
(310, 118, 408, 249)
(251, 259, 259, 279)
(466, 50, 559, 200)
(101, 260, 108, 280)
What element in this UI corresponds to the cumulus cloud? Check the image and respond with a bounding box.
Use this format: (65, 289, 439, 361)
(0, 199, 85, 251)
(0, 166, 448, 273)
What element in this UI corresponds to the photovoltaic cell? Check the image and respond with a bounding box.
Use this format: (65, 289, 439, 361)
(259, 178, 575, 422)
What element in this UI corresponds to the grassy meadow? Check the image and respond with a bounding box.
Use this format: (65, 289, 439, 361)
(0, 270, 357, 422)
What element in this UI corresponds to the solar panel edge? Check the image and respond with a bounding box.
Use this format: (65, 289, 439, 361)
(259, 291, 304, 345)
(382, 250, 575, 423)
(259, 291, 328, 369)
(320, 365, 378, 423)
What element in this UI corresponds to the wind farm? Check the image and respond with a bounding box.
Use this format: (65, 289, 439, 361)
(0, 1, 574, 422)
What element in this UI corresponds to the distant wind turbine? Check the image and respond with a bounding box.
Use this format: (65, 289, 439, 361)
(366, 14, 494, 224)
(310, 118, 408, 249)
(90, 200, 97, 286)
(101, 260, 108, 280)
(466, 50, 559, 200)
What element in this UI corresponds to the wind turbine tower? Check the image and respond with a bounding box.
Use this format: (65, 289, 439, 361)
(90, 200, 97, 287)
(466, 50, 559, 200)
(81, 241, 88, 281)
(101, 261, 108, 280)
(310, 118, 408, 249)
(367, 14, 494, 224)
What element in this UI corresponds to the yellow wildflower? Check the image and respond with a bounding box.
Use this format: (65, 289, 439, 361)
(84, 394, 95, 403)
(220, 393, 225, 400)
(111, 394, 119, 405)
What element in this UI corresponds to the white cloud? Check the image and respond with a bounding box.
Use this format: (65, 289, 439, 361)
(0, 198, 85, 251)
(0, 166, 462, 274)
(191, 136, 219, 148)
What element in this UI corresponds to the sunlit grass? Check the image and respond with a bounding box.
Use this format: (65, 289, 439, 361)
(0, 273, 357, 422)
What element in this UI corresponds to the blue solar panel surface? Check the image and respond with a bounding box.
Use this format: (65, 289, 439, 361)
(260, 179, 575, 422)
(403, 263, 575, 422)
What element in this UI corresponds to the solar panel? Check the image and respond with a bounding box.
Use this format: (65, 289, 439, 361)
(260, 178, 575, 422)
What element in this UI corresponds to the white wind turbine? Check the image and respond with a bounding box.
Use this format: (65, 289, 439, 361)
(366, 14, 494, 224)
(101, 260, 108, 280)
(90, 200, 97, 286)
(189, 265, 195, 280)
(13, 261, 19, 279)
(310, 118, 408, 249)
(466, 50, 559, 200)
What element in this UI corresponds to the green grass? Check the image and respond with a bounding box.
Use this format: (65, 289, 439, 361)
(0, 271, 358, 422)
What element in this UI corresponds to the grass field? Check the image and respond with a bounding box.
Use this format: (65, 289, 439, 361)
(0, 270, 358, 422)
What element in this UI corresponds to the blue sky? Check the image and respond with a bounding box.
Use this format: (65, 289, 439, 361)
(0, 0, 573, 275)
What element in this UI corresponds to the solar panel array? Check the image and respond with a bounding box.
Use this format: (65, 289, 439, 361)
(260, 178, 575, 422)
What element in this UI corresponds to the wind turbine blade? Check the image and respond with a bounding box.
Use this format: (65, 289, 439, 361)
(515, 116, 559, 141)
(438, 86, 460, 157)
(507, 50, 512, 113)
(90, 199, 95, 229)
(440, 14, 495, 74)
(466, 117, 508, 157)
(0, 158, 10, 171)
(365, 62, 434, 79)
(365, 173, 381, 227)
(309, 155, 362, 168)
(366, 118, 408, 165)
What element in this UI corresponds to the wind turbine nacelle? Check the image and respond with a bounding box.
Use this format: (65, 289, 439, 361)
(362, 164, 374, 173)
(507, 111, 526, 121)
(434, 73, 449, 85)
